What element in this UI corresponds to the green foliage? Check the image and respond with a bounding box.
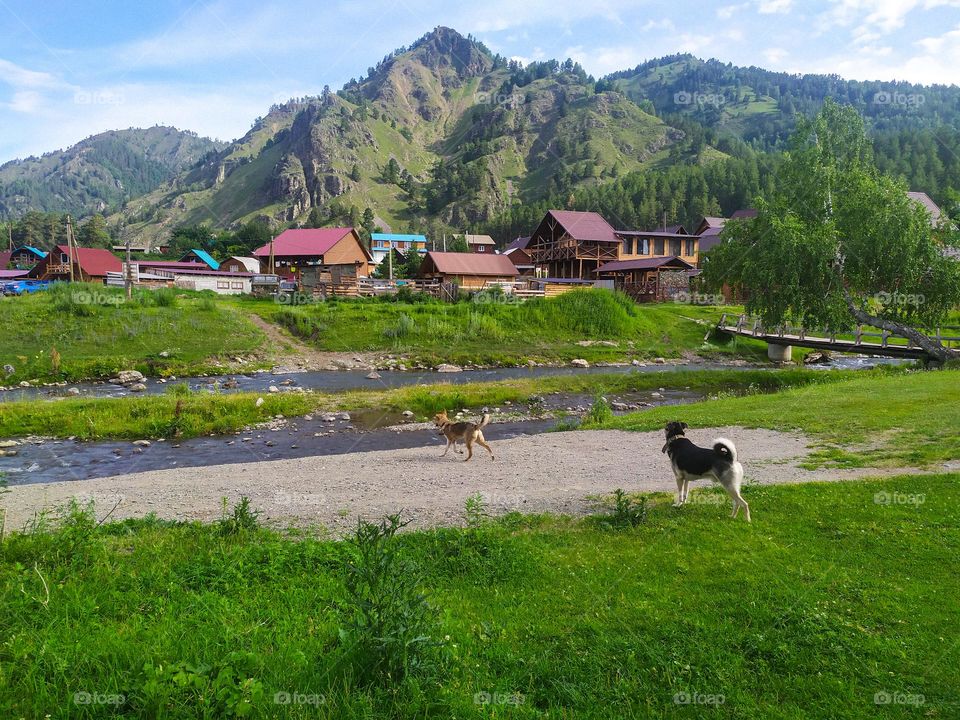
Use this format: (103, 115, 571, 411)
(585, 393, 614, 426)
(140, 652, 265, 717)
(217, 496, 261, 536)
(339, 514, 444, 684)
(606, 489, 648, 528)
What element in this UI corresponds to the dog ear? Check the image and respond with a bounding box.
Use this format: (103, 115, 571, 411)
(681, 422, 688, 429)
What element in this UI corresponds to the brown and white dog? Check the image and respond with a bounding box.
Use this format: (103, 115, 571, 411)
(433, 410, 495, 462)
(662, 421, 750, 521)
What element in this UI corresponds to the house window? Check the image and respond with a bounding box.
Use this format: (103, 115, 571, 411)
(231, 281, 244, 289)
(216, 280, 230, 289)
(685, 239, 696, 256)
(640, 238, 650, 254)
(622, 238, 633, 255)
(669, 239, 682, 256)
(61, 253, 70, 264)
(654, 239, 665, 255)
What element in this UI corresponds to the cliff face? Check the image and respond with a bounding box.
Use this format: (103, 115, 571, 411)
(109, 27, 694, 244)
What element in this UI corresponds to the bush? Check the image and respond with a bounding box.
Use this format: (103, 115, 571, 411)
(152, 288, 178, 308)
(383, 313, 415, 339)
(217, 496, 260, 535)
(585, 393, 613, 426)
(339, 513, 444, 684)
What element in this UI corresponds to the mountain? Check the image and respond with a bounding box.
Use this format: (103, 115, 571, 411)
(609, 54, 960, 152)
(0, 127, 226, 220)
(110, 28, 706, 246)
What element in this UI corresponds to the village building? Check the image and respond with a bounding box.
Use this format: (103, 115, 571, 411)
(153, 266, 253, 294)
(252, 228, 372, 282)
(527, 210, 622, 280)
(178, 249, 220, 269)
(594, 256, 697, 302)
(417, 251, 519, 290)
(463, 234, 496, 253)
(30, 245, 122, 282)
(220, 256, 260, 273)
(370, 233, 428, 266)
(502, 236, 536, 277)
(7, 246, 47, 269)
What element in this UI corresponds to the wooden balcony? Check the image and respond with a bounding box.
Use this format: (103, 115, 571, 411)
(528, 241, 619, 263)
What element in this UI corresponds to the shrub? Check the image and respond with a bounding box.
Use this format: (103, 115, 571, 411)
(217, 496, 260, 535)
(383, 313, 415, 339)
(152, 288, 178, 308)
(339, 513, 444, 684)
(585, 393, 613, 426)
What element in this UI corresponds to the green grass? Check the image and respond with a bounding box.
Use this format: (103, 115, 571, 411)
(0, 367, 881, 441)
(0, 284, 267, 384)
(241, 289, 766, 366)
(2, 473, 958, 718)
(595, 367, 960, 468)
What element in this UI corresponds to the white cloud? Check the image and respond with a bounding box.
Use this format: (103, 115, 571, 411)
(717, 4, 749, 19)
(641, 18, 676, 31)
(757, 0, 792, 14)
(0, 59, 63, 90)
(764, 47, 788, 63)
(8, 90, 43, 113)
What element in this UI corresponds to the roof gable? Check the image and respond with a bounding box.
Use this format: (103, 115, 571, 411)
(421, 251, 519, 276)
(53, 245, 122, 276)
(253, 228, 357, 258)
(538, 210, 619, 243)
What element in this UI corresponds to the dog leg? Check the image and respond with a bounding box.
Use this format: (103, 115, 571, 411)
(441, 438, 454, 457)
(474, 435, 495, 461)
(682, 480, 690, 504)
(673, 476, 685, 507)
(464, 436, 474, 462)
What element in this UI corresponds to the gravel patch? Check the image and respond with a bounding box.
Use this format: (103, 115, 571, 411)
(3, 428, 924, 534)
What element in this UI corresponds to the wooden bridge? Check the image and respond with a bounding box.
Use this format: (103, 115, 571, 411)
(716, 313, 960, 361)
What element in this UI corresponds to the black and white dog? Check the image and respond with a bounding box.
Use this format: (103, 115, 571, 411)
(662, 421, 750, 522)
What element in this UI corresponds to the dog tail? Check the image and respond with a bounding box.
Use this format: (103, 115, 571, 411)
(478, 413, 491, 428)
(713, 438, 737, 463)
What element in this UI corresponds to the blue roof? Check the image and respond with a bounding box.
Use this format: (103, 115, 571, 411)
(371, 233, 427, 243)
(14, 246, 47, 258)
(184, 249, 219, 269)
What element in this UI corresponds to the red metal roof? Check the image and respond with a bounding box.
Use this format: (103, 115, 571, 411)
(544, 210, 620, 243)
(252, 228, 357, 258)
(595, 256, 694, 274)
(617, 230, 694, 238)
(503, 236, 531, 253)
(422, 251, 519, 276)
(136, 260, 209, 269)
(0, 269, 29, 278)
(54, 245, 122, 277)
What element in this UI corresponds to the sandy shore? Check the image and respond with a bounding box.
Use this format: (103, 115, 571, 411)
(4, 428, 921, 534)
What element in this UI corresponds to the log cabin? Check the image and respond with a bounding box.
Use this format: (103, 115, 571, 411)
(30, 245, 122, 282)
(527, 210, 621, 280)
(417, 251, 519, 290)
(252, 228, 372, 281)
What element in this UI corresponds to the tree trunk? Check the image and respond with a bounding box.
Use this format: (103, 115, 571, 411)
(842, 289, 960, 362)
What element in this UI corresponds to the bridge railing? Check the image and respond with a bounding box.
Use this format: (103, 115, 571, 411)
(718, 314, 960, 349)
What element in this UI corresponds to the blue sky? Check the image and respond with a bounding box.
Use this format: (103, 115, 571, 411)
(1, 0, 958, 162)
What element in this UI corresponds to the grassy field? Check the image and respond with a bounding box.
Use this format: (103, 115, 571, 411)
(1, 473, 957, 718)
(237, 289, 766, 366)
(0, 284, 267, 384)
(0, 367, 882, 441)
(589, 367, 960, 468)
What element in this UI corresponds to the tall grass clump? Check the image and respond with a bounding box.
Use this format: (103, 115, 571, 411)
(339, 514, 445, 685)
(275, 308, 326, 341)
(383, 313, 416, 340)
(530, 289, 637, 336)
(151, 287, 178, 308)
(585, 393, 614, 426)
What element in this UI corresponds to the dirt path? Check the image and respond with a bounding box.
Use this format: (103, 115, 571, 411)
(4, 428, 924, 534)
(248, 314, 379, 372)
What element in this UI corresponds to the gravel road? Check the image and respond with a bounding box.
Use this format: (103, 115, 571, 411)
(3, 428, 919, 534)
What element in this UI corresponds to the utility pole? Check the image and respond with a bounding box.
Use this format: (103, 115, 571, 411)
(268, 235, 275, 275)
(65, 215, 76, 282)
(388, 244, 393, 281)
(442, 234, 446, 252)
(124, 226, 133, 300)
(6, 223, 12, 251)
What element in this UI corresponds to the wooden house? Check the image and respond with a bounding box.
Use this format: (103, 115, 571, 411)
(527, 210, 621, 280)
(252, 228, 372, 281)
(31, 245, 121, 282)
(178, 249, 220, 269)
(594, 256, 696, 302)
(8, 246, 47, 269)
(418, 251, 519, 290)
(221, 256, 260, 273)
(463, 234, 497, 253)
(617, 230, 698, 266)
(502, 236, 535, 276)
